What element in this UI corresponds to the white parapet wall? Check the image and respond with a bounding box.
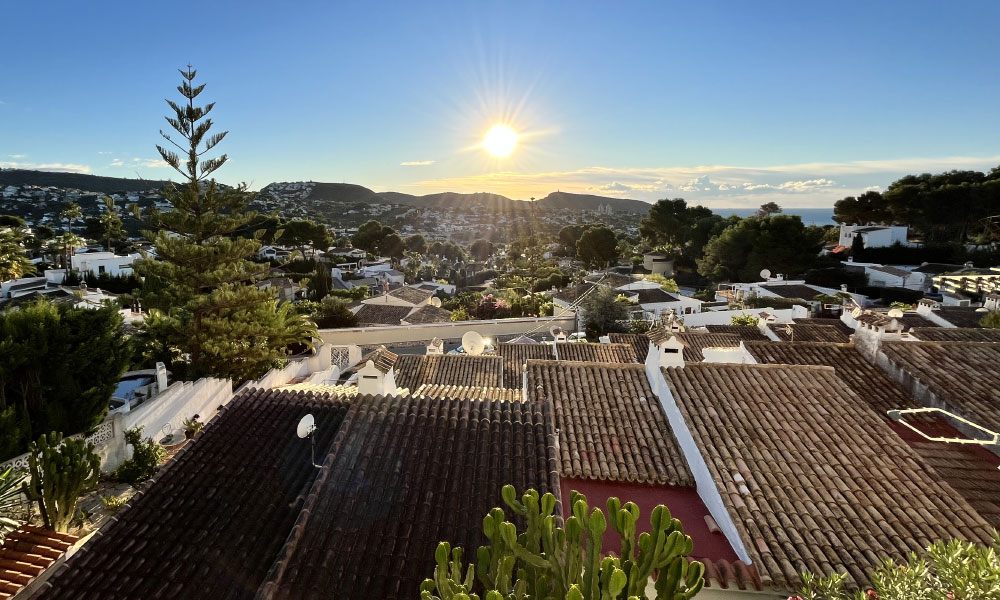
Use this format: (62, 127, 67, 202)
(317, 316, 578, 346)
(680, 305, 808, 328)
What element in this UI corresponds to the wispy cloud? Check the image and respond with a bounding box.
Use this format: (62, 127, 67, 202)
(7, 154, 26, 159)
(400, 160, 436, 166)
(109, 159, 125, 167)
(128, 157, 169, 168)
(399, 154, 1000, 208)
(0, 160, 91, 174)
(97, 151, 112, 155)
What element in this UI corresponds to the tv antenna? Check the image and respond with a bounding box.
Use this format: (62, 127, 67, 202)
(461, 331, 486, 355)
(296, 413, 322, 468)
(888, 408, 999, 471)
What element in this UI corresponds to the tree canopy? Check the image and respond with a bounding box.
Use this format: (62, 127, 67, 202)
(697, 215, 824, 282)
(135, 66, 316, 383)
(580, 286, 630, 336)
(576, 226, 618, 268)
(470, 239, 495, 261)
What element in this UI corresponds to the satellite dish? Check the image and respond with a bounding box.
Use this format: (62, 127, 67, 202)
(296, 413, 316, 439)
(461, 331, 485, 355)
(429, 297, 442, 307)
(549, 325, 565, 338)
(887, 308, 904, 319)
(759, 269, 771, 280)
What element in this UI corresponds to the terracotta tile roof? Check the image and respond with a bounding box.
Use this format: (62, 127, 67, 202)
(350, 346, 399, 374)
(387, 285, 434, 305)
(704, 325, 770, 341)
(745, 342, 913, 415)
(279, 383, 361, 396)
(699, 557, 764, 592)
(869, 310, 938, 330)
(662, 362, 995, 591)
(647, 326, 681, 345)
(935, 306, 988, 328)
(401, 305, 451, 324)
(497, 343, 638, 388)
(880, 341, 1000, 434)
(393, 354, 503, 390)
(353, 303, 411, 325)
(0, 526, 77, 599)
(745, 341, 1000, 529)
(34, 388, 352, 600)
(256, 394, 559, 600)
(772, 323, 851, 343)
(910, 327, 1000, 342)
(585, 272, 635, 288)
(608, 332, 650, 361)
(675, 333, 742, 362)
(793, 317, 854, 333)
(412, 383, 522, 402)
(527, 360, 694, 486)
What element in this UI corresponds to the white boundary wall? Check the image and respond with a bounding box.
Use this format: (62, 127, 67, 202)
(681, 305, 808, 327)
(317, 315, 577, 346)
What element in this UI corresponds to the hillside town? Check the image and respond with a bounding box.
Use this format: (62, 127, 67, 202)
(3, 5, 1000, 598)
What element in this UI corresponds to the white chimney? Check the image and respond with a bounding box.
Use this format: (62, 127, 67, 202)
(357, 360, 384, 396)
(426, 337, 444, 355)
(155, 362, 168, 392)
(655, 335, 685, 369)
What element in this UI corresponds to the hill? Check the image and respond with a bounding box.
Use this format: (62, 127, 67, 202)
(0, 169, 171, 194)
(535, 191, 650, 213)
(377, 191, 528, 212)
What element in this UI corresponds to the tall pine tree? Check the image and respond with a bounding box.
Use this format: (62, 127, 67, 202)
(136, 66, 316, 383)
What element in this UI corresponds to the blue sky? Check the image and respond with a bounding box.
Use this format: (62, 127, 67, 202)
(2, 1, 999, 207)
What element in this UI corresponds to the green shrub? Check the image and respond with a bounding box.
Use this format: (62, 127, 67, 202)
(113, 426, 166, 486)
(731, 313, 759, 326)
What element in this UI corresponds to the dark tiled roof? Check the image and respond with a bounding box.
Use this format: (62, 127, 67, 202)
(758, 284, 821, 300)
(527, 360, 693, 486)
(387, 285, 433, 305)
(936, 306, 988, 328)
(880, 341, 1000, 434)
(257, 394, 559, 600)
(910, 327, 1000, 342)
(704, 325, 770, 341)
(393, 354, 503, 390)
(497, 343, 638, 388)
(913, 263, 964, 274)
(675, 332, 742, 362)
(35, 388, 351, 600)
(584, 272, 634, 288)
(401, 305, 451, 324)
(662, 363, 994, 591)
(907, 439, 1000, 528)
(353, 303, 412, 325)
(0, 526, 77, 599)
(772, 323, 851, 343)
(608, 332, 650, 361)
(867, 265, 909, 278)
(792, 318, 854, 336)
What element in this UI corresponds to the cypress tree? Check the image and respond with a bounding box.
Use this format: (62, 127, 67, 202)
(136, 66, 316, 383)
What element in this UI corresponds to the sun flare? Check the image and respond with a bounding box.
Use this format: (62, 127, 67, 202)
(482, 124, 518, 157)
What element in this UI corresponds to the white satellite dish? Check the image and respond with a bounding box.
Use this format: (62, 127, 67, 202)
(461, 331, 486, 355)
(549, 325, 565, 338)
(759, 269, 771, 280)
(429, 297, 442, 307)
(887, 308, 904, 319)
(296, 413, 316, 439)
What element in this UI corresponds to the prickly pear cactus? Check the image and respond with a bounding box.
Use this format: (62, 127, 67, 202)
(21, 432, 101, 533)
(421, 485, 705, 600)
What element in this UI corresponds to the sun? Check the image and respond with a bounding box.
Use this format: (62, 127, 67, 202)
(482, 124, 518, 157)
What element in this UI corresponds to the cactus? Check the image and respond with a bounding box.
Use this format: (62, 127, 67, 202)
(21, 432, 101, 533)
(421, 485, 704, 600)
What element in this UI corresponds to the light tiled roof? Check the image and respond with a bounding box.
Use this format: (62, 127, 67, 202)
(527, 360, 693, 487)
(256, 394, 559, 600)
(358, 346, 398, 374)
(608, 333, 650, 361)
(387, 285, 433, 305)
(353, 303, 411, 325)
(412, 383, 522, 402)
(704, 325, 770, 341)
(278, 383, 361, 396)
(662, 362, 995, 590)
(401, 305, 451, 324)
(909, 327, 1000, 342)
(880, 341, 1000, 434)
(0, 526, 77, 599)
(35, 388, 352, 599)
(497, 342, 638, 388)
(393, 354, 503, 390)
(675, 333, 742, 361)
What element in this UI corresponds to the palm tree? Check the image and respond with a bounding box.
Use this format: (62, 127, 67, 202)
(0, 467, 25, 543)
(60, 202, 82, 236)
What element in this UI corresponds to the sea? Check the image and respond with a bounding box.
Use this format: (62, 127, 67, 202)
(713, 207, 836, 227)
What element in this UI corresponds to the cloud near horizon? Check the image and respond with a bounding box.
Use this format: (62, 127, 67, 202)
(400, 160, 436, 166)
(0, 160, 91, 174)
(397, 154, 1000, 208)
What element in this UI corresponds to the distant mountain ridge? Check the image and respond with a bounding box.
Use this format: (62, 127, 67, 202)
(3, 170, 652, 213)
